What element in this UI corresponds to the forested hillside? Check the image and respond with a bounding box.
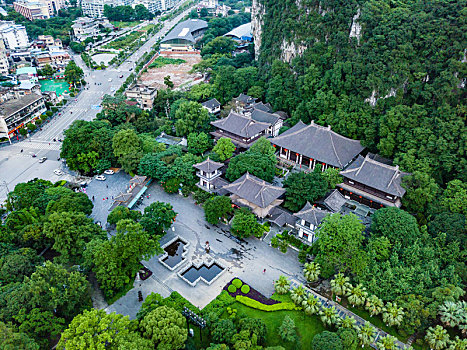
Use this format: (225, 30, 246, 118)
(254, 0, 466, 191)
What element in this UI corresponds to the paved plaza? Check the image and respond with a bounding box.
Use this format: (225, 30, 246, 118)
(100, 181, 305, 318)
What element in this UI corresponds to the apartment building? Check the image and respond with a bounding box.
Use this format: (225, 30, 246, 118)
(0, 21, 29, 49)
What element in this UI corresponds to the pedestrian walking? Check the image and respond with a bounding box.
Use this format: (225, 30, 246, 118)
(263, 269, 266, 274)
(106, 184, 108, 188)
(106, 197, 108, 200)
(92, 196, 95, 201)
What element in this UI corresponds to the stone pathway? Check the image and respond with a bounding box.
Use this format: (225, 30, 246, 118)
(289, 280, 409, 349)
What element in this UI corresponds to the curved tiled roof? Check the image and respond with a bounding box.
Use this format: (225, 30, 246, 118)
(211, 110, 270, 138)
(193, 157, 223, 173)
(340, 155, 410, 197)
(222, 173, 285, 208)
(271, 121, 365, 168)
(294, 202, 332, 226)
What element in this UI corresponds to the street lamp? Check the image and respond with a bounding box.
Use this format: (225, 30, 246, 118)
(182, 307, 206, 341)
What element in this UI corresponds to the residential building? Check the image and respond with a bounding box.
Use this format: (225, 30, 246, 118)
(72, 17, 112, 41)
(249, 108, 283, 137)
(42, 90, 61, 104)
(160, 19, 208, 51)
(193, 157, 224, 192)
(81, 0, 132, 18)
(211, 110, 270, 149)
(124, 83, 157, 110)
(16, 66, 38, 82)
(222, 172, 285, 218)
(16, 80, 41, 96)
(224, 22, 252, 44)
(0, 21, 29, 49)
(13, 0, 49, 20)
(132, 0, 163, 14)
(0, 93, 46, 142)
(0, 41, 9, 75)
(37, 34, 62, 47)
(201, 98, 221, 115)
(33, 50, 70, 71)
(0, 7, 8, 17)
(215, 4, 231, 17)
(294, 202, 332, 243)
(271, 120, 365, 171)
(339, 154, 410, 209)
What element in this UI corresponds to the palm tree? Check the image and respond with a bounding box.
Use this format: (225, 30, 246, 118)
(348, 283, 368, 307)
(448, 336, 467, 350)
(303, 262, 320, 283)
(340, 316, 357, 329)
(357, 322, 376, 348)
(330, 273, 351, 297)
(425, 325, 450, 350)
(366, 295, 384, 317)
(290, 285, 306, 306)
(302, 294, 320, 316)
(439, 301, 462, 328)
(376, 335, 398, 350)
(274, 275, 290, 295)
(382, 302, 404, 327)
(320, 306, 338, 327)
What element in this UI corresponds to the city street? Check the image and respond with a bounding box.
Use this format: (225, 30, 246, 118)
(0, 4, 194, 202)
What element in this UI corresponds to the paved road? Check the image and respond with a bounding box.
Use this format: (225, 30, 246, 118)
(0, 4, 194, 203)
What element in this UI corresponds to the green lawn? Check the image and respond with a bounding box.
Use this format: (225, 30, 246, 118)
(111, 21, 141, 28)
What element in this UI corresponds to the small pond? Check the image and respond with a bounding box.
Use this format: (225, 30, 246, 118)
(181, 263, 224, 284)
(161, 238, 187, 269)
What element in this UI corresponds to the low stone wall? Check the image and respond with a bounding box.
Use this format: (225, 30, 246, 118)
(158, 235, 190, 271)
(177, 256, 227, 287)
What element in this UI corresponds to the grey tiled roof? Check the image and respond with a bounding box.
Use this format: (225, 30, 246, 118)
(235, 93, 257, 104)
(201, 98, 220, 109)
(211, 110, 270, 138)
(250, 108, 280, 125)
(251, 102, 272, 112)
(268, 206, 296, 227)
(193, 157, 223, 173)
(323, 190, 346, 212)
(222, 173, 285, 208)
(161, 19, 208, 44)
(340, 155, 410, 197)
(271, 121, 365, 168)
(294, 202, 332, 226)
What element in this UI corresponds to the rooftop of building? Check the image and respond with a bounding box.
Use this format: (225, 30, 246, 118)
(201, 98, 221, 109)
(235, 93, 257, 104)
(0, 93, 43, 118)
(271, 120, 365, 168)
(294, 202, 332, 227)
(340, 154, 410, 197)
(211, 110, 270, 138)
(161, 19, 208, 44)
(222, 172, 285, 209)
(193, 157, 224, 173)
(224, 22, 252, 40)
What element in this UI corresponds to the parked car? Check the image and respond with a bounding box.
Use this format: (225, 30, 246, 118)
(39, 157, 47, 163)
(53, 169, 64, 176)
(95, 175, 106, 181)
(119, 74, 124, 78)
(104, 169, 114, 175)
(108, 78, 112, 82)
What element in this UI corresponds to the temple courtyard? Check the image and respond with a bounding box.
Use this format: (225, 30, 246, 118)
(103, 182, 305, 319)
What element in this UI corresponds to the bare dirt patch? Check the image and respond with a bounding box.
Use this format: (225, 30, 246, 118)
(139, 53, 202, 89)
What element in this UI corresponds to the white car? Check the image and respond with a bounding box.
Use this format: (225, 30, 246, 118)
(104, 169, 114, 175)
(108, 78, 112, 82)
(95, 175, 106, 181)
(54, 169, 64, 176)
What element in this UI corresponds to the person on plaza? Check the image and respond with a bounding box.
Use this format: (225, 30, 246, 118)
(263, 269, 266, 274)
(92, 196, 95, 201)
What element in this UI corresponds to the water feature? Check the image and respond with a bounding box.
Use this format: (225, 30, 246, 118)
(159, 236, 189, 271)
(162, 239, 186, 268)
(181, 263, 224, 284)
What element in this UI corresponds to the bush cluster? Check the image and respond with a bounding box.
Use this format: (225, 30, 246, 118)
(235, 296, 299, 312)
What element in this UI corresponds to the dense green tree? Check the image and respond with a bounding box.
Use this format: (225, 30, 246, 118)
(140, 201, 176, 238)
(64, 60, 83, 87)
(311, 331, 343, 350)
(45, 190, 93, 215)
(278, 316, 296, 342)
(425, 325, 450, 350)
(167, 153, 201, 186)
(382, 302, 404, 327)
(316, 213, 366, 276)
(139, 133, 166, 154)
(0, 321, 39, 350)
(357, 322, 376, 348)
(138, 153, 170, 181)
(337, 328, 358, 350)
(440, 180, 467, 215)
(283, 170, 328, 212)
(212, 137, 236, 161)
(203, 196, 232, 225)
(84, 220, 158, 297)
(402, 171, 440, 215)
(44, 211, 104, 263)
(211, 319, 237, 344)
(231, 208, 265, 238)
(6, 179, 52, 212)
(112, 128, 143, 173)
(15, 309, 65, 349)
(58, 309, 151, 350)
(187, 132, 211, 155)
(107, 206, 142, 226)
(0, 248, 42, 285)
(140, 306, 187, 350)
(371, 207, 420, 247)
(330, 273, 351, 297)
(201, 36, 236, 57)
(428, 212, 466, 245)
(238, 318, 267, 345)
(174, 101, 210, 136)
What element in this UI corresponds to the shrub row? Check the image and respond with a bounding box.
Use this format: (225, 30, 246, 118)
(235, 295, 299, 312)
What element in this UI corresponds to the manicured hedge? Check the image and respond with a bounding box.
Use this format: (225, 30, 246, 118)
(235, 295, 299, 312)
(232, 278, 243, 288)
(241, 285, 250, 294)
(228, 285, 237, 293)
